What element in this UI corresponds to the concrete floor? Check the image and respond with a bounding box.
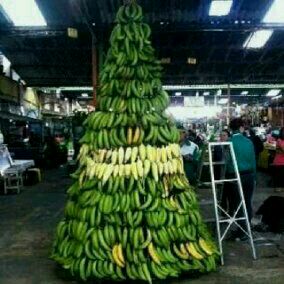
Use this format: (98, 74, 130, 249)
(0, 168, 283, 284)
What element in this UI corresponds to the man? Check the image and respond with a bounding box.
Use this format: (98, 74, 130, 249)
(180, 129, 199, 185)
(227, 118, 256, 240)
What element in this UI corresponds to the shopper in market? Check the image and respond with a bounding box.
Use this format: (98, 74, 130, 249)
(180, 129, 200, 185)
(214, 129, 231, 213)
(272, 127, 284, 192)
(247, 128, 264, 163)
(227, 118, 256, 240)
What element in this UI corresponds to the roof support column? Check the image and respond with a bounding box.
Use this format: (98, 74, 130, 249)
(91, 35, 98, 108)
(226, 83, 231, 126)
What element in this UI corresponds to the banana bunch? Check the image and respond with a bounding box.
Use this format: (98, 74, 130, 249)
(53, 1, 219, 282)
(93, 144, 181, 164)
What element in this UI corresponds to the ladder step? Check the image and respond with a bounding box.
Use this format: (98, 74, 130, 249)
(199, 200, 214, 205)
(199, 182, 212, 186)
(215, 178, 238, 184)
(202, 161, 226, 166)
(219, 217, 247, 223)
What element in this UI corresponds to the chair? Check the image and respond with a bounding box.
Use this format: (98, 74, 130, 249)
(3, 168, 23, 194)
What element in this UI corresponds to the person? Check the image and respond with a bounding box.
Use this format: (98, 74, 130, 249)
(272, 127, 284, 191)
(227, 118, 256, 240)
(180, 129, 199, 185)
(214, 130, 231, 213)
(248, 129, 264, 163)
(0, 130, 4, 144)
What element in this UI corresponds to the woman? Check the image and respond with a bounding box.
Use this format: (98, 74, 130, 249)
(273, 127, 284, 191)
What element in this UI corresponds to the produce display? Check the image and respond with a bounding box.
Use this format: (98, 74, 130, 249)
(51, 1, 219, 282)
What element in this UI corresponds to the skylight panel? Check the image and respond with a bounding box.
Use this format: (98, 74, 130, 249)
(209, 0, 233, 16)
(266, 89, 281, 97)
(243, 30, 273, 49)
(263, 0, 284, 23)
(0, 0, 46, 26)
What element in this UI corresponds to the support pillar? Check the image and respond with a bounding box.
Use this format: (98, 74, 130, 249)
(226, 84, 231, 126)
(91, 35, 98, 108)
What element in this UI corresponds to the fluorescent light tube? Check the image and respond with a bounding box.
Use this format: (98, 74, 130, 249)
(263, 0, 284, 23)
(209, 0, 233, 16)
(0, 0, 46, 26)
(271, 94, 282, 100)
(243, 30, 273, 49)
(266, 89, 281, 97)
(175, 92, 182, 96)
(241, 91, 249, 95)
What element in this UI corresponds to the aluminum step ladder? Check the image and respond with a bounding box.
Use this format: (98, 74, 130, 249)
(204, 142, 257, 265)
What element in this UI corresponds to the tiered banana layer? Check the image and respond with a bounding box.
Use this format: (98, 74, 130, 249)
(52, 1, 219, 283)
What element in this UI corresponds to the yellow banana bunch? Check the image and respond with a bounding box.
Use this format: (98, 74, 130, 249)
(147, 242, 160, 264)
(186, 242, 204, 260)
(112, 244, 125, 268)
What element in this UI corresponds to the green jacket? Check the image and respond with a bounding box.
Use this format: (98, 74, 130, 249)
(227, 133, 256, 175)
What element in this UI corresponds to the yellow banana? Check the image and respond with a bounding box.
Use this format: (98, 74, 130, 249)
(111, 150, 118, 164)
(161, 147, 167, 163)
(131, 146, 138, 163)
(171, 159, 178, 173)
(156, 148, 162, 162)
(125, 164, 131, 176)
(102, 164, 114, 184)
(157, 161, 164, 176)
(117, 244, 125, 265)
(143, 159, 151, 177)
(99, 149, 107, 163)
(131, 163, 138, 180)
(125, 147, 132, 163)
(127, 127, 133, 145)
(180, 244, 189, 257)
(112, 244, 125, 268)
(146, 145, 153, 161)
(199, 238, 213, 255)
(163, 162, 169, 175)
(113, 164, 120, 177)
(148, 242, 161, 264)
(138, 144, 146, 161)
(118, 147, 124, 165)
(186, 242, 204, 260)
(151, 162, 159, 182)
(132, 127, 140, 144)
(137, 160, 144, 177)
(166, 145, 173, 160)
(167, 161, 173, 174)
(118, 165, 125, 177)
